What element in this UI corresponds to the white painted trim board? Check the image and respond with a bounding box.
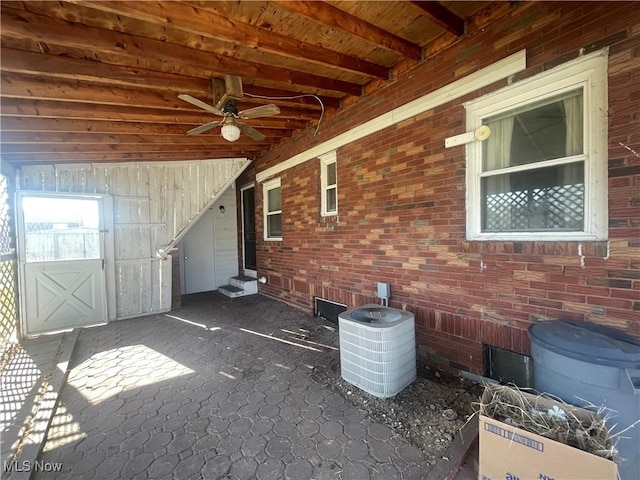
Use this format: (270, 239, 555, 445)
(256, 50, 527, 183)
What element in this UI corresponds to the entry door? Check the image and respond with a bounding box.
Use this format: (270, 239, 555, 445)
(181, 209, 216, 294)
(17, 193, 107, 335)
(241, 185, 257, 277)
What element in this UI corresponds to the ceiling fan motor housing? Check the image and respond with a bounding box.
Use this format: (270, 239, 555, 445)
(222, 100, 239, 116)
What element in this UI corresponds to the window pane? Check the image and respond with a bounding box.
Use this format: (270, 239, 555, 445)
(267, 213, 282, 238)
(23, 197, 101, 262)
(267, 187, 281, 212)
(483, 89, 583, 171)
(326, 187, 337, 212)
(481, 162, 584, 232)
(326, 161, 337, 186)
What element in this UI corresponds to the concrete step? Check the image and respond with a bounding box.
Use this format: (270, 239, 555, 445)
(218, 285, 245, 298)
(229, 275, 258, 295)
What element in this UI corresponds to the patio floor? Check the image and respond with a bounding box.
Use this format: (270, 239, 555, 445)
(11, 292, 441, 479)
(2, 292, 482, 480)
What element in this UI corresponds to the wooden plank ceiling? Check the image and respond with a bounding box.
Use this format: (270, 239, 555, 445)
(0, 0, 492, 166)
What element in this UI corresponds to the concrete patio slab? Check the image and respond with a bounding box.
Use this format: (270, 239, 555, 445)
(27, 293, 432, 479)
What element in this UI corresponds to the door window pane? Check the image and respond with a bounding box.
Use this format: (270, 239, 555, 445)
(23, 197, 100, 262)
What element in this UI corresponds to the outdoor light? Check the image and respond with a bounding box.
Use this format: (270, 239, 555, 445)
(221, 124, 241, 142)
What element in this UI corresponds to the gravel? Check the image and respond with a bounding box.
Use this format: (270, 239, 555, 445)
(311, 354, 485, 466)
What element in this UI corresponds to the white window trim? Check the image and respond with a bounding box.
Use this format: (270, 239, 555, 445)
(263, 177, 282, 241)
(465, 50, 608, 241)
(319, 151, 338, 216)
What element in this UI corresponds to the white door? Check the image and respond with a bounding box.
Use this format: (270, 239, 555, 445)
(17, 193, 108, 335)
(181, 209, 216, 294)
(180, 189, 238, 294)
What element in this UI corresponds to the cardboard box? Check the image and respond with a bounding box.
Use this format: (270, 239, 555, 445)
(479, 385, 618, 480)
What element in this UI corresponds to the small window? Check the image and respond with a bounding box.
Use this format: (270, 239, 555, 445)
(263, 178, 282, 240)
(465, 51, 608, 241)
(320, 151, 338, 216)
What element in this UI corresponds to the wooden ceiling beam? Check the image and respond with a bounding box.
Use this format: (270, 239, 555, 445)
(0, 116, 301, 134)
(273, 0, 423, 60)
(2, 132, 281, 145)
(2, 48, 342, 112)
(0, 47, 209, 95)
(1, 48, 341, 110)
(1, 142, 264, 155)
(0, 76, 320, 121)
(409, 1, 466, 37)
(0, 74, 191, 110)
(0, 6, 363, 96)
(3, 150, 265, 164)
(0, 98, 313, 126)
(74, 0, 389, 80)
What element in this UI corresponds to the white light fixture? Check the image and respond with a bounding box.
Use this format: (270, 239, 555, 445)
(221, 123, 241, 142)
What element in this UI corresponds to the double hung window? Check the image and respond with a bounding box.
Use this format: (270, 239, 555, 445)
(465, 52, 608, 241)
(263, 178, 282, 241)
(320, 152, 338, 216)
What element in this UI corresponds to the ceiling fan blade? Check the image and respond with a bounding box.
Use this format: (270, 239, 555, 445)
(237, 123, 265, 141)
(178, 94, 224, 116)
(186, 120, 223, 135)
(238, 104, 281, 120)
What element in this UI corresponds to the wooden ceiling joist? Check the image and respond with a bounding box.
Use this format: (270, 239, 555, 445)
(0, 47, 210, 94)
(1, 142, 263, 155)
(0, 6, 363, 96)
(0, 77, 322, 122)
(74, 0, 390, 79)
(0, 98, 312, 127)
(2, 150, 264, 164)
(274, 0, 423, 60)
(0, 117, 301, 134)
(0, 0, 495, 166)
(2, 131, 281, 145)
(410, 1, 466, 37)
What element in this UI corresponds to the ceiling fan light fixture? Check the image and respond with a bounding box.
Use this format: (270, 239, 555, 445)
(221, 123, 241, 142)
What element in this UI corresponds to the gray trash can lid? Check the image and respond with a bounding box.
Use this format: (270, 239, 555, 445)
(528, 320, 640, 368)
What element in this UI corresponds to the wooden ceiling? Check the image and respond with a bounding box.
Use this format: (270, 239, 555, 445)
(0, 1, 492, 167)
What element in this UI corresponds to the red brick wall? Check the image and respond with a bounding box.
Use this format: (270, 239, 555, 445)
(249, 1, 640, 375)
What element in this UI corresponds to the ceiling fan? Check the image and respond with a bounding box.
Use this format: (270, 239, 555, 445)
(178, 74, 280, 142)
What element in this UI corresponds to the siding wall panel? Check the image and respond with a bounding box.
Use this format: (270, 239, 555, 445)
(20, 158, 250, 320)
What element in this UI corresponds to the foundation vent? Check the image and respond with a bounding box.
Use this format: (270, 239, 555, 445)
(314, 297, 347, 324)
(485, 345, 534, 388)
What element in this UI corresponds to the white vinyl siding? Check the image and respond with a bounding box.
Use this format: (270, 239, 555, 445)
(19, 158, 250, 319)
